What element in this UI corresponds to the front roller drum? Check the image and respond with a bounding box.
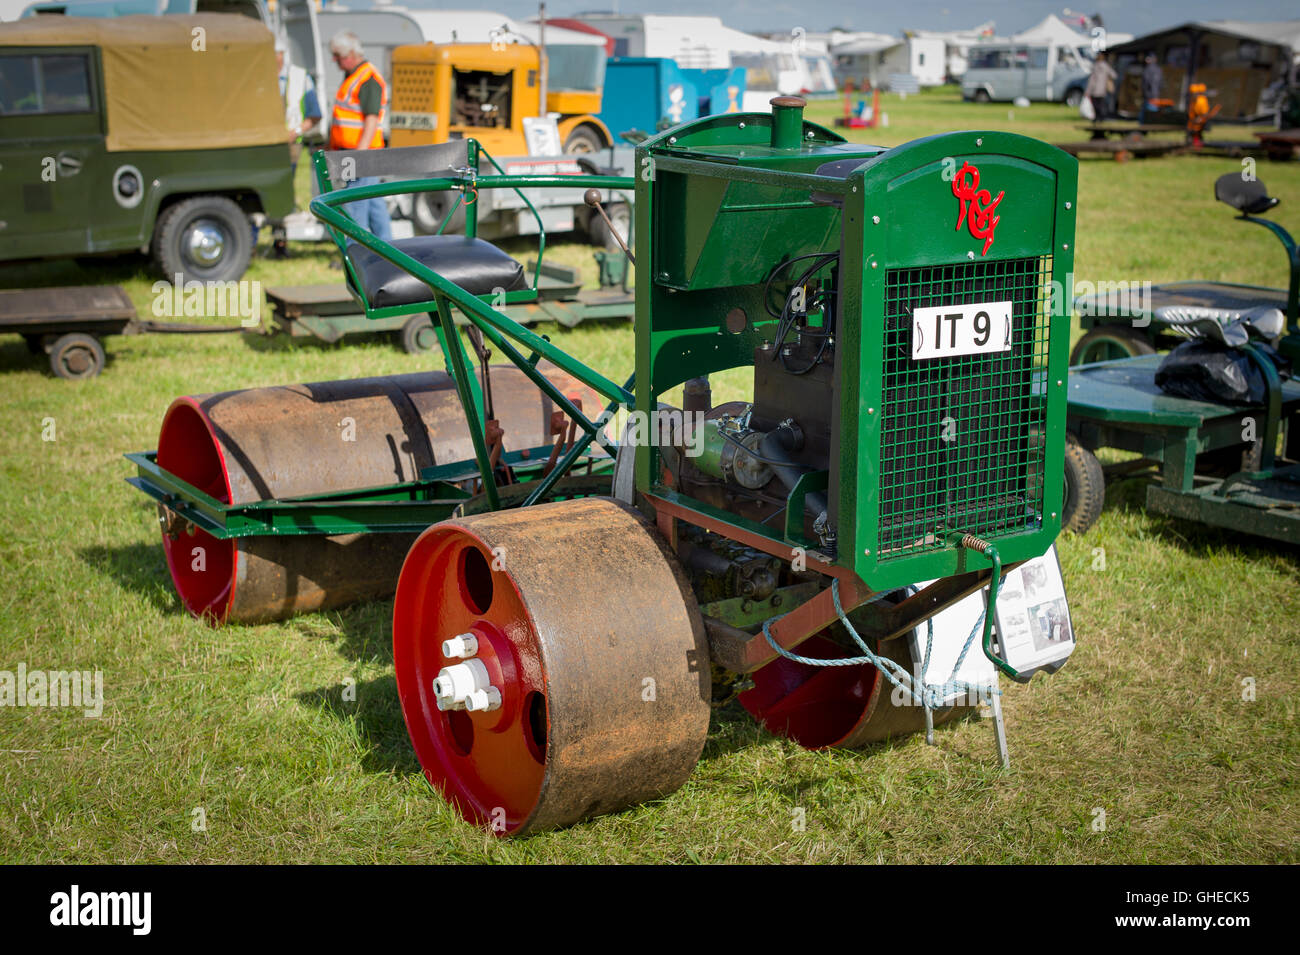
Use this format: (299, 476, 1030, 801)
(740, 625, 969, 750)
(393, 497, 711, 836)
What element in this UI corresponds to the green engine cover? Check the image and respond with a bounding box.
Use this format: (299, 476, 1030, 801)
(634, 102, 1078, 592)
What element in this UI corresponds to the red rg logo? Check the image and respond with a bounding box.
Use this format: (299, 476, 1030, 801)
(952, 161, 1003, 256)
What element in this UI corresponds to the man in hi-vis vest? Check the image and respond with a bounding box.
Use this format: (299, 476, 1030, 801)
(328, 31, 392, 242)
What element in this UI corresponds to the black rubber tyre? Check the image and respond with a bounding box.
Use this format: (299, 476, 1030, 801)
(1064, 87, 1084, 108)
(401, 315, 438, 354)
(1063, 432, 1105, 534)
(48, 332, 105, 380)
(563, 125, 604, 155)
(412, 192, 467, 236)
(151, 195, 252, 284)
(587, 201, 631, 251)
(973, 89, 992, 103)
(1070, 325, 1157, 365)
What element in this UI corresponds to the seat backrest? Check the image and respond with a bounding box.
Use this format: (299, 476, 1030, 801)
(1214, 172, 1280, 215)
(319, 142, 472, 192)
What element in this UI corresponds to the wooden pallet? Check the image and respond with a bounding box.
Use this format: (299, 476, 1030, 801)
(1254, 129, 1300, 161)
(0, 285, 136, 336)
(1054, 139, 1185, 162)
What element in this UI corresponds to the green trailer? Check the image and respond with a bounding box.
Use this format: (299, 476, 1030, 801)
(1064, 352, 1300, 542)
(260, 254, 632, 353)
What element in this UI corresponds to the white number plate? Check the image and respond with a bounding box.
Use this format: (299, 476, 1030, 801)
(389, 111, 438, 131)
(911, 300, 1012, 360)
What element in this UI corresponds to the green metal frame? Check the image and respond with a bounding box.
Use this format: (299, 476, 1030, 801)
(127, 450, 472, 539)
(126, 446, 618, 540)
(125, 138, 636, 537)
(306, 145, 635, 515)
(1234, 212, 1299, 339)
(311, 141, 556, 314)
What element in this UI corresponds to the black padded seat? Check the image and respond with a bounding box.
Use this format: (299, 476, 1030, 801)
(1214, 173, 1280, 216)
(346, 235, 528, 309)
(810, 156, 876, 206)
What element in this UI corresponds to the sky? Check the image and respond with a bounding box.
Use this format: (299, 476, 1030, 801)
(350, 0, 1300, 38)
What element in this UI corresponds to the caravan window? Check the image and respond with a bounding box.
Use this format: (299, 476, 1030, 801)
(732, 53, 776, 88)
(0, 53, 91, 115)
(1028, 48, 1049, 69)
(969, 47, 1012, 69)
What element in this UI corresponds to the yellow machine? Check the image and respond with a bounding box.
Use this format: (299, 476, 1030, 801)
(388, 42, 612, 154)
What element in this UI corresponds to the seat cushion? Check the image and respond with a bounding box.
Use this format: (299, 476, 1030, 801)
(1155, 305, 1284, 347)
(346, 235, 528, 309)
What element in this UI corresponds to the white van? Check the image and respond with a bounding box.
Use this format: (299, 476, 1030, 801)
(961, 43, 1091, 105)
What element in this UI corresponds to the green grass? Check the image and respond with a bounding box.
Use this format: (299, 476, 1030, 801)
(1, 86, 1298, 863)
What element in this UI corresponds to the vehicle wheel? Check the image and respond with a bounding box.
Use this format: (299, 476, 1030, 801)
(401, 314, 439, 354)
(1070, 326, 1157, 365)
(48, 333, 105, 380)
(563, 125, 604, 155)
(1063, 432, 1105, 534)
(973, 89, 991, 103)
(412, 192, 466, 236)
(1065, 88, 1083, 108)
(151, 195, 253, 284)
(587, 201, 631, 251)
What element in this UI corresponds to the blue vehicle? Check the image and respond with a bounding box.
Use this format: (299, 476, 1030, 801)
(598, 56, 745, 142)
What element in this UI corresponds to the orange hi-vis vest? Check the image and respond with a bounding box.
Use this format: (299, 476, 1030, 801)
(330, 61, 387, 150)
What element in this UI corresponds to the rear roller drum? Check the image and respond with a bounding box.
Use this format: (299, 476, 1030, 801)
(740, 617, 967, 750)
(393, 497, 711, 836)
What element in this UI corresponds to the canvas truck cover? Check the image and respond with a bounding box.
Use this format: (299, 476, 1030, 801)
(0, 14, 286, 152)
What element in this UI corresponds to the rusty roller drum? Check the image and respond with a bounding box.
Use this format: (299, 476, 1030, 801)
(739, 620, 969, 750)
(392, 497, 711, 836)
(155, 367, 602, 624)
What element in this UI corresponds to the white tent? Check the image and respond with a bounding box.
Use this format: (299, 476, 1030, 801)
(1013, 14, 1091, 48)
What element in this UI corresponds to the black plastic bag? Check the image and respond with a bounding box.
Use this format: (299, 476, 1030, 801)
(1155, 340, 1292, 405)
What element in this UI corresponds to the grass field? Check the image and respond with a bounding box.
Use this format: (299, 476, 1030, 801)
(1, 86, 1298, 863)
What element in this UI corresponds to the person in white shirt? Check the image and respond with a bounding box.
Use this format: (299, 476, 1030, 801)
(269, 37, 322, 258)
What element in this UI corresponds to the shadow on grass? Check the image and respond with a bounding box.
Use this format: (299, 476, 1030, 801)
(0, 339, 50, 376)
(240, 323, 402, 356)
(77, 539, 183, 616)
(1103, 472, 1300, 569)
(288, 598, 396, 665)
(701, 696, 984, 772)
(0, 252, 153, 290)
(296, 674, 423, 776)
